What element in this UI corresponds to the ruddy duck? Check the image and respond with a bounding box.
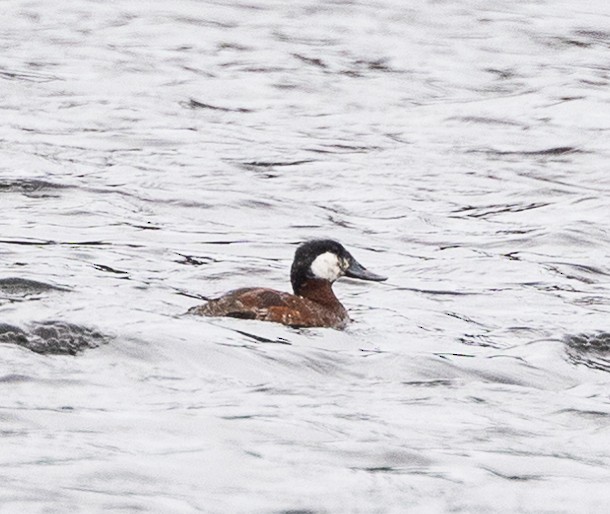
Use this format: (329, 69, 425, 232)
(188, 239, 386, 329)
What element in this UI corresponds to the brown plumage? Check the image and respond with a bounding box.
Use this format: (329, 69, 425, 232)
(188, 279, 349, 329)
(188, 239, 386, 329)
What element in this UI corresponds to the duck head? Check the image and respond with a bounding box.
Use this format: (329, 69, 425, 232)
(290, 239, 387, 294)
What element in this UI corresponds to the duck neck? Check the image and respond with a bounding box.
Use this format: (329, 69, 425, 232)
(294, 279, 343, 308)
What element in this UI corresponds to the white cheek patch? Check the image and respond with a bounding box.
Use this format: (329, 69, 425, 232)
(310, 252, 342, 282)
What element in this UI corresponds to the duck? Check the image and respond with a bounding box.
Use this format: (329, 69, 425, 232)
(188, 239, 387, 329)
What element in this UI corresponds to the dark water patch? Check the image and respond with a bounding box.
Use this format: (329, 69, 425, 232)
(217, 42, 251, 51)
(240, 160, 316, 172)
(174, 16, 238, 29)
(484, 468, 542, 481)
(0, 238, 111, 247)
(340, 69, 364, 78)
(402, 379, 456, 388)
(326, 215, 354, 229)
(231, 329, 291, 345)
(0, 277, 69, 297)
(484, 67, 518, 80)
(573, 295, 610, 308)
(125, 222, 162, 231)
(447, 115, 523, 127)
(251, 385, 298, 395)
(503, 252, 521, 261)
(93, 263, 129, 276)
(175, 253, 218, 266)
(525, 282, 580, 293)
(243, 160, 315, 167)
(0, 238, 56, 246)
(558, 96, 586, 102)
(0, 178, 68, 196)
(499, 228, 537, 238)
(471, 146, 582, 157)
(458, 334, 502, 349)
(273, 30, 338, 46)
(273, 82, 300, 90)
(193, 239, 251, 245)
(361, 59, 390, 71)
(574, 29, 610, 41)
(0, 321, 110, 355)
(385, 133, 412, 144)
(184, 98, 252, 113)
(434, 352, 475, 359)
(544, 95, 589, 108)
(177, 290, 211, 302)
(339, 58, 394, 78)
(555, 408, 610, 419)
(545, 262, 610, 285)
(578, 78, 608, 88)
(356, 466, 404, 474)
(306, 144, 382, 154)
(557, 38, 593, 48)
(235, 65, 289, 73)
(0, 373, 32, 383)
(446, 311, 487, 327)
(564, 332, 610, 372)
(0, 68, 59, 82)
(292, 53, 327, 69)
(451, 201, 549, 219)
(550, 30, 610, 49)
(0, 324, 29, 346)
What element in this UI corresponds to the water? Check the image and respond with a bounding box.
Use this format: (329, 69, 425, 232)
(1, 0, 610, 512)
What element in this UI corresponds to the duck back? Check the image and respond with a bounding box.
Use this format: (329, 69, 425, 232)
(188, 287, 349, 329)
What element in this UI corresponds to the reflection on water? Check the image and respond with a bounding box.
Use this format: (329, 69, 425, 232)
(1, 0, 609, 511)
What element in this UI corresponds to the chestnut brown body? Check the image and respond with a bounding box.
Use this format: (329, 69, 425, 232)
(188, 239, 386, 329)
(188, 279, 349, 329)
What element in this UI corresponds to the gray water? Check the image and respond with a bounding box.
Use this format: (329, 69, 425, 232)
(1, 0, 610, 512)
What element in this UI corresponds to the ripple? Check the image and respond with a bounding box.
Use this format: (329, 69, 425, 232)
(472, 146, 583, 157)
(2, 0, 610, 511)
(545, 262, 610, 284)
(0, 178, 68, 196)
(451, 202, 550, 219)
(448, 115, 524, 127)
(292, 53, 328, 69)
(0, 277, 69, 305)
(184, 98, 253, 113)
(565, 333, 610, 372)
(0, 277, 68, 295)
(239, 160, 316, 169)
(0, 321, 110, 355)
(0, 68, 60, 82)
(92, 264, 130, 276)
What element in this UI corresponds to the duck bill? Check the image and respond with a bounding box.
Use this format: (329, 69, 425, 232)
(345, 259, 387, 282)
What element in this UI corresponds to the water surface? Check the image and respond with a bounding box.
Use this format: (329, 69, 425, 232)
(1, 1, 610, 512)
